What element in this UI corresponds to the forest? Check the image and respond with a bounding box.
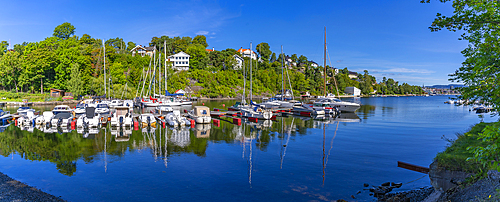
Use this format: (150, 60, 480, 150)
(0, 22, 424, 99)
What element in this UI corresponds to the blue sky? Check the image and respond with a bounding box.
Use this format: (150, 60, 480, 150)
(0, 0, 465, 86)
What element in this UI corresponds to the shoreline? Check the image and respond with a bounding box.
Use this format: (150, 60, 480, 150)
(0, 172, 66, 202)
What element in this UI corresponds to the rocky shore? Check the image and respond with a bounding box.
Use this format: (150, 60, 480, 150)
(0, 172, 65, 202)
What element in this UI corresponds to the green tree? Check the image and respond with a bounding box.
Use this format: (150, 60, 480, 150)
(298, 55, 308, 65)
(0, 51, 23, 92)
(127, 41, 136, 51)
(0, 41, 8, 56)
(270, 53, 277, 62)
(67, 63, 84, 96)
(192, 35, 208, 48)
(424, 0, 500, 110)
(186, 44, 208, 70)
(256, 42, 272, 61)
(291, 54, 298, 64)
(53, 22, 76, 40)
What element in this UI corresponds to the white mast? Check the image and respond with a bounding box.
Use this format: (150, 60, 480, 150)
(164, 40, 167, 94)
(103, 40, 106, 99)
(280, 46, 284, 101)
(250, 42, 252, 101)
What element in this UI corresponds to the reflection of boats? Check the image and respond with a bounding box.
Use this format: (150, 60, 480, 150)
(0, 109, 12, 126)
(18, 110, 39, 127)
(194, 123, 211, 138)
(111, 127, 132, 142)
(170, 127, 190, 147)
(35, 111, 53, 126)
(243, 118, 273, 129)
(188, 106, 211, 124)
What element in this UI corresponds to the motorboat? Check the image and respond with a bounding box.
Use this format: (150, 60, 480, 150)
(160, 97, 182, 106)
(76, 107, 101, 128)
(156, 104, 174, 115)
(52, 105, 73, 115)
(109, 100, 123, 108)
(35, 111, 53, 126)
(50, 112, 74, 128)
(74, 103, 87, 117)
(123, 100, 134, 109)
(187, 106, 212, 124)
(311, 100, 340, 115)
(241, 106, 274, 120)
(165, 110, 191, 127)
(95, 103, 110, 115)
(110, 106, 133, 127)
(17, 106, 36, 115)
(139, 113, 157, 128)
(0, 109, 12, 126)
(292, 103, 326, 116)
(316, 97, 360, 113)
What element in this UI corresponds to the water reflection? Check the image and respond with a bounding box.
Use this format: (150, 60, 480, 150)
(0, 112, 363, 177)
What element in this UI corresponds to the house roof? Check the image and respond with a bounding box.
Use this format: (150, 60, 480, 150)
(168, 51, 190, 58)
(130, 45, 156, 52)
(205, 48, 215, 52)
(144, 46, 156, 51)
(233, 54, 243, 60)
(236, 48, 256, 55)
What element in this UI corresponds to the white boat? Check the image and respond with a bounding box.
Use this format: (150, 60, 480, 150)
(316, 97, 360, 113)
(76, 107, 101, 128)
(159, 97, 182, 106)
(139, 113, 157, 128)
(0, 110, 12, 126)
(95, 103, 110, 115)
(110, 106, 133, 127)
(52, 105, 73, 115)
(156, 104, 174, 115)
(17, 107, 36, 115)
(187, 106, 212, 124)
(292, 103, 326, 116)
(123, 100, 134, 109)
(241, 106, 274, 120)
(74, 103, 87, 117)
(109, 100, 123, 108)
(165, 110, 191, 127)
(141, 97, 160, 107)
(50, 112, 74, 128)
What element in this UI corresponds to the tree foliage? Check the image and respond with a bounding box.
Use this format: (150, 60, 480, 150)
(53, 22, 76, 40)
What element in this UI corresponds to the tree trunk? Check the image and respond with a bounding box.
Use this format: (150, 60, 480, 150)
(14, 81, 18, 93)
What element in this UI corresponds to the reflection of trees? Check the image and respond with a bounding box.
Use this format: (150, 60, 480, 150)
(0, 115, 337, 176)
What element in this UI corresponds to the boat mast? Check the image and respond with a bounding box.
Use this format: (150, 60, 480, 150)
(164, 40, 167, 95)
(281, 46, 284, 101)
(243, 56, 246, 104)
(324, 27, 327, 97)
(103, 40, 107, 99)
(250, 42, 252, 101)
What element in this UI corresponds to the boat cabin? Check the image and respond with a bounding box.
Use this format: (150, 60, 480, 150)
(193, 106, 210, 117)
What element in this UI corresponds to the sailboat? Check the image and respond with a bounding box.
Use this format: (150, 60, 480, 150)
(241, 42, 274, 120)
(316, 27, 360, 113)
(257, 46, 298, 109)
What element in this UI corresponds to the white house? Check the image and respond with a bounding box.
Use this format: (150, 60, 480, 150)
(237, 48, 257, 60)
(310, 61, 319, 68)
(344, 87, 361, 96)
(233, 54, 244, 70)
(168, 52, 190, 71)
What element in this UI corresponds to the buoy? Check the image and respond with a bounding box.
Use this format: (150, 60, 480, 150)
(233, 118, 241, 126)
(190, 119, 195, 127)
(134, 121, 139, 130)
(222, 104, 225, 107)
(162, 121, 166, 128)
(71, 121, 76, 130)
(213, 119, 220, 127)
(202, 103, 205, 105)
(15, 119, 17, 126)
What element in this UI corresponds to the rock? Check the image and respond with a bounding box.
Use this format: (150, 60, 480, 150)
(392, 182, 403, 188)
(350, 195, 355, 199)
(488, 170, 500, 181)
(381, 182, 391, 186)
(363, 183, 369, 187)
(429, 161, 473, 191)
(356, 190, 361, 194)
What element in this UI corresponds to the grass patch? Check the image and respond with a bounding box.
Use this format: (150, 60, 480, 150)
(0, 90, 50, 102)
(435, 122, 498, 173)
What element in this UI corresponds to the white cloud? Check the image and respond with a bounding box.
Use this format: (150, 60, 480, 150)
(196, 31, 209, 35)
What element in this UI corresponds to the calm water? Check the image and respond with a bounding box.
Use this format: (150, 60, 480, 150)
(0, 96, 496, 201)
